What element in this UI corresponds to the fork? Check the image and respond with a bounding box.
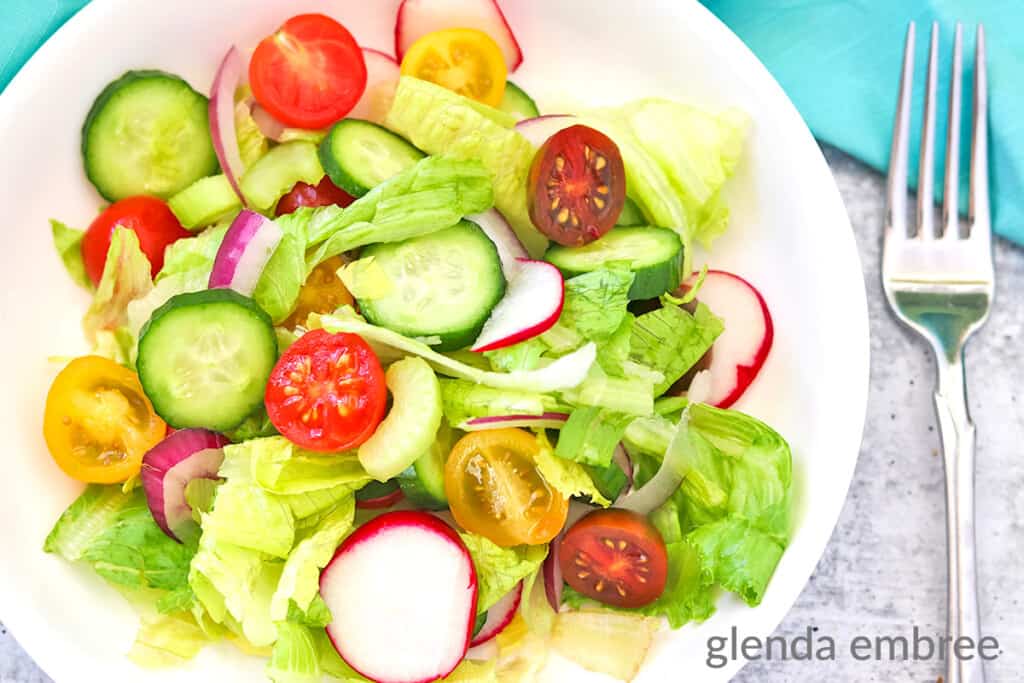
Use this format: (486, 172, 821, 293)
(882, 21, 993, 683)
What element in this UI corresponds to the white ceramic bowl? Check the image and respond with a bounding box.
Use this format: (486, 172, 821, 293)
(0, 1, 869, 681)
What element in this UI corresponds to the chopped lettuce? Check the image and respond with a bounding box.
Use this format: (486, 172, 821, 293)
(82, 226, 153, 348)
(267, 622, 321, 683)
(483, 337, 547, 373)
(458, 532, 547, 613)
(629, 301, 722, 394)
(561, 371, 655, 415)
(253, 216, 308, 323)
(199, 477, 294, 559)
(534, 432, 610, 507)
(50, 219, 91, 289)
(559, 267, 635, 342)
(385, 77, 546, 257)
(127, 610, 213, 669)
(439, 379, 559, 428)
(555, 407, 631, 468)
(688, 517, 784, 606)
(235, 87, 269, 167)
(549, 609, 660, 682)
(243, 436, 370, 495)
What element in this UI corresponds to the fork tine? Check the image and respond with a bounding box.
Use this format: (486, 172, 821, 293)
(942, 24, 963, 239)
(917, 23, 940, 239)
(968, 24, 991, 240)
(886, 23, 916, 239)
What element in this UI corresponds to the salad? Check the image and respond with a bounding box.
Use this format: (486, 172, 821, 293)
(41, 1, 791, 681)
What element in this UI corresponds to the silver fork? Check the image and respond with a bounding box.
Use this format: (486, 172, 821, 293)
(883, 21, 993, 683)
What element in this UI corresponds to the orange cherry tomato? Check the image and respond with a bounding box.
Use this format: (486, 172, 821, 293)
(559, 508, 668, 608)
(399, 29, 507, 107)
(444, 428, 568, 547)
(282, 255, 355, 329)
(43, 356, 167, 483)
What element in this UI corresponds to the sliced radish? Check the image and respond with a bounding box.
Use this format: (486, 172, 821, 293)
(322, 511, 478, 683)
(209, 46, 247, 202)
(348, 48, 401, 124)
(470, 582, 523, 646)
(514, 114, 577, 147)
(683, 270, 773, 408)
(249, 101, 287, 142)
(140, 429, 228, 542)
(461, 412, 569, 431)
(395, 0, 523, 71)
(467, 209, 528, 277)
(471, 259, 563, 352)
(208, 209, 284, 296)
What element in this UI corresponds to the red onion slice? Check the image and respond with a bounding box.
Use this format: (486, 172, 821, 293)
(250, 102, 286, 142)
(209, 46, 247, 202)
(141, 429, 228, 542)
(514, 115, 578, 147)
(542, 539, 563, 611)
(616, 417, 692, 515)
(461, 412, 570, 431)
(467, 209, 529, 278)
(470, 582, 523, 646)
(208, 209, 284, 296)
(612, 444, 635, 501)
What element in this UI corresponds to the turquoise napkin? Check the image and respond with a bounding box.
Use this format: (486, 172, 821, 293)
(703, 0, 1023, 245)
(3, 0, 1021, 244)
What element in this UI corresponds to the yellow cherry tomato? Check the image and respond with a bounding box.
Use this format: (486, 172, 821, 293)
(43, 356, 166, 483)
(444, 428, 568, 547)
(283, 255, 355, 329)
(400, 28, 508, 107)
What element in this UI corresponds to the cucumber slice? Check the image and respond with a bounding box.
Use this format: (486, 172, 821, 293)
(544, 226, 683, 300)
(616, 197, 646, 227)
(83, 70, 218, 201)
(359, 221, 506, 351)
(398, 422, 453, 510)
(358, 357, 443, 481)
(499, 82, 540, 119)
(319, 119, 425, 197)
(137, 289, 278, 431)
(168, 175, 242, 230)
(239, 141, 325, 213)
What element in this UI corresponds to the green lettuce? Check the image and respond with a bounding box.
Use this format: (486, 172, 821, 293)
(127, 610, 214, 669)
(50, 220, 91, 289)
(559, 267, 635, 342)
(483, 337, 547, 373)
(629, 301, 723, 395)
(555, 407, 631, 468)
(267, 622, 321, 683)
(200, 477, 294, 559)
(688, 518, 784, 606)
(235, 87, 270, 167)
(439, 379, 560, 427)
(82, 226, 153, 349)
(535, 432, 609, 506)
(458, 533, 547, 613)
(244, 436, 370, 495)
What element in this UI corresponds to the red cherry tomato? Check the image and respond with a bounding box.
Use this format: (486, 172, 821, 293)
(559, 509, 668, 608)
(265, 329, 386, 452)
(527, 125, 626, 247)
(249, 14, 367, 130)
(275, 177, 355, 216)
(81, 196, 190, 286)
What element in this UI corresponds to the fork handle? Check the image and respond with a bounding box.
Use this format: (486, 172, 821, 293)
(934, 353, 986, 683)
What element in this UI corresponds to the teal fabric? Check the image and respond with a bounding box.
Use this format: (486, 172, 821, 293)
(703, 0, 1023, 244)
(2, 0, 1021, 243)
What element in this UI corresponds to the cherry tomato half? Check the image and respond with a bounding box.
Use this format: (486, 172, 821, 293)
(528, 125, 626, 247)
(400, 29, 507, 107)
(265, 329, 386, 452)
(445, 428, 568, 547)
(275, 177, 355, 217)
(43, 356, 167, 483)
(559, 508, 668, 608)
(282, 256, 355, 329)
(81, 196, 190, 286)
(250, 14, 367, 130)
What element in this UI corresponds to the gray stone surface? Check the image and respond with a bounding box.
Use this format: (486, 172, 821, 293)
(2, 147, 1021, 682)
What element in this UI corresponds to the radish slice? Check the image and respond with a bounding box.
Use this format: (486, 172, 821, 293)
(514, 115, 577, 147)
(684, 270, 774, 408)
(461, 412, 569, 431)
(250, 102, 287, 142)
(395, 0, 523, 71)
(348, 48, 401, 124)
(471, 259, 563, 352)
(322, 511, 477, 683)
(467, 209, 529, 277)
(208, 209, 284, 296)
(209, 46, 247, 202)
(140, 429, 228, 542)
(470, 582, 523, 646)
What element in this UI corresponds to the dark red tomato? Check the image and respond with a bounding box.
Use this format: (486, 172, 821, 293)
(559, 508, 668, 608)
(250, 14, 367, 130)
(81, 196, 190, 286)
(527, 124, 626, 247)
(275, 177, 355, 216)
(265, 329, 386, 452)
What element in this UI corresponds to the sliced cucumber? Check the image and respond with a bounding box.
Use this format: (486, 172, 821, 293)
(83, 70, 218, 201)
(616, 197, 646, 226)
(239, 141, 324, 213)
(319, 119, 425, 197)
(398, 422, 453, 510)
(499, 81, 540, 120)
(137, 289, 278, 431)
(544, 226, 683, 300)
(359, 221, 506, 351)
(168, 175, 242, 230)
(358, 357, 443, 481)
